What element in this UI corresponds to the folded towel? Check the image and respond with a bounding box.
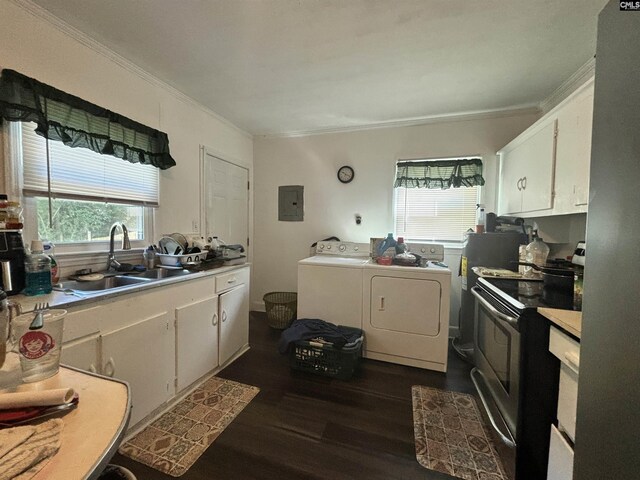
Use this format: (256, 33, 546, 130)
(0, 389, 75, 410)
(0, 419, 63, 480)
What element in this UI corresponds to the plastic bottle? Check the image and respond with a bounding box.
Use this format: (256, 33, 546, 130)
(523, 230, 550, 278)
(42, 240, 59, 284)
(377, 233, 397, 257)
(24, 240, 52, 295)
(476, 207, 485, 234)
(143, 245, 156, 269)
(395, 237, 408, 255)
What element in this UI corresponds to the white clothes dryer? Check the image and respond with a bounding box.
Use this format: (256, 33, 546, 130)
(362, 243, 451, 372)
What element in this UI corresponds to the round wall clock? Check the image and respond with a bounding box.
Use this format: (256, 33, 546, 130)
(337, 165, 355, 184)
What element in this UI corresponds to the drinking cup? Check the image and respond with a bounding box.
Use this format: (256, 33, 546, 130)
(11, 309, 66, 382)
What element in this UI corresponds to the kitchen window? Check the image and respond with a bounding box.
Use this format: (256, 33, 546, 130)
(394, 157, 484, 243)
(7, 122, 157, 251)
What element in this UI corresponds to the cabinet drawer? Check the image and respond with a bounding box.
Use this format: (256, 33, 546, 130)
(215, 267, 249, 294)
(547, 424, 574, 480)
(549, 326, 580, 371)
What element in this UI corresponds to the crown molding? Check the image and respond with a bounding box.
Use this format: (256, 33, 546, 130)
(9, 0, 252, 140)
(257, 105, 541, 139)
(539, 57, 596, 113)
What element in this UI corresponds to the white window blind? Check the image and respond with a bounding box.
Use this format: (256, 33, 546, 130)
(21, 123, 159, 206)
(394, 185, 479, 242)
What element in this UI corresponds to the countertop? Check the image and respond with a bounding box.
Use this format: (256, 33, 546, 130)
(7, 366, 130, 480)
(9, 262, 249, 313)
(538, 307, 582, 339)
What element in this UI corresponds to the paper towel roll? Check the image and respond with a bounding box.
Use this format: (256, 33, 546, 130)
(0, 388, 75, 409)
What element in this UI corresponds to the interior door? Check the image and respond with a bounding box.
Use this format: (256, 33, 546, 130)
(204, 152, 249, 247)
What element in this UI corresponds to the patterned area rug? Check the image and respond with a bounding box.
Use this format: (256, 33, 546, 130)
(119, 377, 259, 477)
(412, 385, 508, 480)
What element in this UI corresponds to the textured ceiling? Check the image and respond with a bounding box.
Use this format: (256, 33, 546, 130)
(30, 0, 606, 135)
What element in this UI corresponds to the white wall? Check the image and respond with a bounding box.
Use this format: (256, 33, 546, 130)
(0, 0, 253, 241)
(252, 113, 539, 324)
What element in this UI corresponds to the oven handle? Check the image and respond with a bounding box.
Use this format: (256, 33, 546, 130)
(470, 367, 517, 448)
(471, 286, 519, 329)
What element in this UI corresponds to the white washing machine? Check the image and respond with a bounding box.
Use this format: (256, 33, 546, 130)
(362, 243, 451, 372)
(297, 241, 370, 329)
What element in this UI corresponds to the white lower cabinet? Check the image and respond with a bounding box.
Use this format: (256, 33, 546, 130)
(219, 283, 249, 366)
(176, 295, 219, 392)
(60, 334, 99, 373)
(547, 326, 580, 480)
(101, 312, 174, 426)
(58, 265, 250, 429)
(547, 425, 574, 480)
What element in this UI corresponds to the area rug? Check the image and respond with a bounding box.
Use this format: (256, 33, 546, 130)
(119, 377, 259, 477)
(412, 385, 508, 480)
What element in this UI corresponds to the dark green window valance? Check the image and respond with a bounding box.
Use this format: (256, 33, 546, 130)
(0, 69, 176, 170)
(394, 158, 485, 189)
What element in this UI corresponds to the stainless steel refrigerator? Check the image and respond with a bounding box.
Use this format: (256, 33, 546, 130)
(456, 232, 527, 361)
(574, 3, 640, 479)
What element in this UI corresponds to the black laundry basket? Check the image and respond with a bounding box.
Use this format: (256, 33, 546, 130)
(264, 292, 297, 329)
(289, 326, 363, 380)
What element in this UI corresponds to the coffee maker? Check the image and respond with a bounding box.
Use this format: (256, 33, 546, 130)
(0, 231, 26, 295)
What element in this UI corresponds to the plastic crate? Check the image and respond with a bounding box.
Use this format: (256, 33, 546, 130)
(289, 327, 363, 380)
(264, 292, 297, 329)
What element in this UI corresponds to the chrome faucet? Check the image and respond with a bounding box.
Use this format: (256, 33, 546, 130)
(107, 222, 131, 271)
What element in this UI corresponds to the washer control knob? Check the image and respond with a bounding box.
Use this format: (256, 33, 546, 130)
(318, 243, 324, 250)
(339, 244, 346, 252)
(430, 247, 436, 253)
(354, 246, 359, 251)
(420, 247, 426, 253)
(326, 244, 331, 250)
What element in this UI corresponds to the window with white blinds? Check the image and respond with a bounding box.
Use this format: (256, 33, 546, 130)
(21, 122, 159, 206)
(394, 185, 479, 242)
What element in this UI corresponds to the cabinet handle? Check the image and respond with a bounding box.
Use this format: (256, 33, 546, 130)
(227, 277, 237, 284)
(88, 364, 97, 374)
(517, 178, 522, 191)
(104, 357, 115, 378)
(521, 176, 527, 190)
(564, 351, 580, 373)
(379, 296, 385, 311)
(222, 310, 227, 322)
(212, 312, 218, 326)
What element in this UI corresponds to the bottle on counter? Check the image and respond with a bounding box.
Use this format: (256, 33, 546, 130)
(395, 236, 408, 255)
(377, 233, 397, 257)
(476, 207, 485, 234)
(143, 245, 156, 269)
(523, 230, 549, 278)
(42, 240, 59, 285)
(24, 240, 52, 296)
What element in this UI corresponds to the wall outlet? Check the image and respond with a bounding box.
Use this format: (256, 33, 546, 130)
(192, 219, 199, 232)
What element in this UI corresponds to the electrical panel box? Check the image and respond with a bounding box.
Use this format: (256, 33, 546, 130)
(278, 185, 304, 221)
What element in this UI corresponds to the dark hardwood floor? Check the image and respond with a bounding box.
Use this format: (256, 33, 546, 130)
(112, 312, 476, 479)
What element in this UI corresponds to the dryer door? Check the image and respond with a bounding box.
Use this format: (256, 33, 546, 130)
(370, 276, 441, 336)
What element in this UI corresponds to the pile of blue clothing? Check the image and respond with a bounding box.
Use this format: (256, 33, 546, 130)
(278, 318, 362, 354)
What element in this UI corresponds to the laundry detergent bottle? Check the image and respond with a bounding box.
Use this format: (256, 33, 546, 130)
(377, 233, 397, 257)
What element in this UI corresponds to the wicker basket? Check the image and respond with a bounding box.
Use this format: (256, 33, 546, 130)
(263, 292, 297, 329)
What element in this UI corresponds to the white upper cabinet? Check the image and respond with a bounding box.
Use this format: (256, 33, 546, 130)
(497, 79, 594, 217)
(498, 120, 557, 215)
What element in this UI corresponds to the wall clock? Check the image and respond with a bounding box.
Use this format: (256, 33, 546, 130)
(337, 165, 355, 184)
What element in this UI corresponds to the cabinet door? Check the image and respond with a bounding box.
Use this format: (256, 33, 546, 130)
(176, 295, 219, 392)
(519, 121, 557, 213)
(101, 312, 174, 427)
(61, 335, 99, 373)
(547, 425, 574, 480)
(555, 86, 594, 211)
(498, 151, 524, 215)
(219, 283, 249, 366)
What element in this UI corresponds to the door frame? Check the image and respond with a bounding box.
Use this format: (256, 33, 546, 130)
(199, 145, 253, 262)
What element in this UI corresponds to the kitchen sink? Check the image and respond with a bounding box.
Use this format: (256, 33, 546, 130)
(132, 268, 195, 280)
(55, 275, 152, 293)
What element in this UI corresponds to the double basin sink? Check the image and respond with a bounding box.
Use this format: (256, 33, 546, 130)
(54, 268, 195, 294)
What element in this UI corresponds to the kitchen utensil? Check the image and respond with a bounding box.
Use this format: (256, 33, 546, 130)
(169, 232, 188, 250)
(28, 302, 49, 330)
(0, 396, 79, 427)
(159, 237, 181, 256)
(156, 253, 201, 267)
(516, 261, 576, 291)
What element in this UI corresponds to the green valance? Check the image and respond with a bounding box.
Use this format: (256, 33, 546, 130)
(0, 69, 176, 170)
(394, 158, 485, 189)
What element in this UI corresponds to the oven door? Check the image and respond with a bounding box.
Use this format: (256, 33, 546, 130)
(471, 286, 521, 444)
